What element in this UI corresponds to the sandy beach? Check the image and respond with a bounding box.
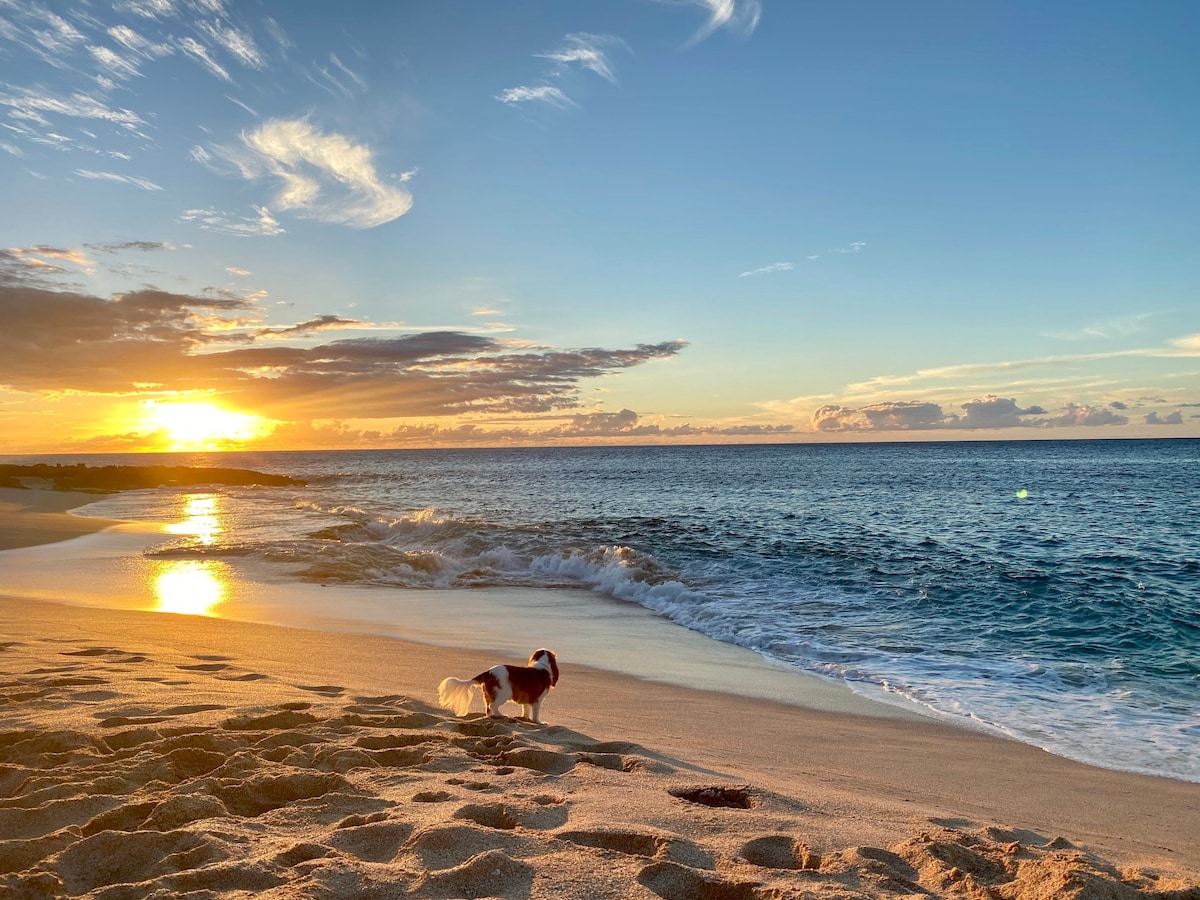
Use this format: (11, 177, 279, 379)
(2, 491, 1198, 899)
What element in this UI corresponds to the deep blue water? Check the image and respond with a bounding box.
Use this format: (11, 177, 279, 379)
(16, 439, 1200, 780)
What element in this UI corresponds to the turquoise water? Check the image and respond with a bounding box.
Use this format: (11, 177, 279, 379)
(30, 439, 1200, 781)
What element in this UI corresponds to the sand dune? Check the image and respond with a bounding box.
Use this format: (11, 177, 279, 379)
(2, 619, 1197, 899)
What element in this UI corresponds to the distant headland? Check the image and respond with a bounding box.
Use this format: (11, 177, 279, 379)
(0, 463, 305, 492)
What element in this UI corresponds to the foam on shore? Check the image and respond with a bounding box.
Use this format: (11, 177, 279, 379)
(0, 512, 919, 719)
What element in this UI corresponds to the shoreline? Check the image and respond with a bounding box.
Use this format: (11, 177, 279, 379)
(0, 487, 125, 550)
(2, 488, 1199, 894)
(0, 488, 924, 722)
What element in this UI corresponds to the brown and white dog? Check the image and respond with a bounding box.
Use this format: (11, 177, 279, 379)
(437, 649, 559, 724)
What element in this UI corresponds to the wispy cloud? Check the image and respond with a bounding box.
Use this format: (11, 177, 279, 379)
(178, 36, 231, 81)
(739, 261, 793, 278)
(225, 266, 251, 276)
(86, 240, 176, 253)
(537, 33, 626, 83)
(739, 242, 864, 277)
(195, 20, 265, 70)
(24, 7, 88, 66)
(495, 85, 575, 109)
(115, 1, 182, 21)
(1172, 333, 1200, 353)
(107, 24, 174, 60)
(329, 53, 367, 89)
(1046, 312, 1155, 342)
(672, 0, 763, 46)
(178, 205, 285, 237)
(0, 87, 145, 129)
(224, 95, 257, 116)
(829, 241, 865, 254)
(75, 169, 162, 190)
(88, 44, 142, 81)
(308, 52, 368, 99)
(206, 118, 413, 229)
(500, 32, 625, 113)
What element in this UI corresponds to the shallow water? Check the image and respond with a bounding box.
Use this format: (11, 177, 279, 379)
(18, 439, 1200, 781)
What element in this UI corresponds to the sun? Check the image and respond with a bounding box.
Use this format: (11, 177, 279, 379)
(142, 400, 268, 450)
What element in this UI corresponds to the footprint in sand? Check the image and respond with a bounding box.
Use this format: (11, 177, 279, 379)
(413, 849, 535, 898)
(175, 663, 230, 673)
(452, 802, 518, 830)
(738, 834, 821, 870)
(70, 690, 120, 702)
(159, 704, 228, 716)
(413, 790, 453, 803)
(636, 860, 759, 900)
(556, 828, 714, 869)
(325, 819, 414, 863)
(48, 675, 107, 687)
(407, 823, 532, 870)
(298, 684, 345, 697)
(668, 785, 756, 809)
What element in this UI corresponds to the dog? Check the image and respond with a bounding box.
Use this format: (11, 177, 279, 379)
(437, 649, 559, 724)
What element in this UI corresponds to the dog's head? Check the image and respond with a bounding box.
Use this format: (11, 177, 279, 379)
(529, 648, 559, 686)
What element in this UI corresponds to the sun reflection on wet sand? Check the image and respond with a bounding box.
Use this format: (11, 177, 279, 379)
(152, 559, 229, 616)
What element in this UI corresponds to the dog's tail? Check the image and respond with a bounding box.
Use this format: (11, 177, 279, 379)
(437, 677, 479, 717)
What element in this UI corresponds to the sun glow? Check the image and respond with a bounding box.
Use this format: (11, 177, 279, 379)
(142, 401, 268, 450)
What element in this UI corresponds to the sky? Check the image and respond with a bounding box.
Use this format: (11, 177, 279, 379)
(1, 0, 1197, 453)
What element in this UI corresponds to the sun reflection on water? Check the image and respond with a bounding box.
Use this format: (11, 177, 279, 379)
(153, 493, 231, 615)
(164, 494, 224, 545)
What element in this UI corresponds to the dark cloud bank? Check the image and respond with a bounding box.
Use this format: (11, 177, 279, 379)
(0, 282, 685, 421)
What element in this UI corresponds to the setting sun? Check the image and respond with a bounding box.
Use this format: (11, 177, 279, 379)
(142, 401, 268, 451)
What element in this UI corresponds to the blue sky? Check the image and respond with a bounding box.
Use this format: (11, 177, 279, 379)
(1, 0, 1197, 451)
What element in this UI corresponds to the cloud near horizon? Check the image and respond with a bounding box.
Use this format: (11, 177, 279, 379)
(810, 395, 1134, 433)
(0, 282, 685, 422)
(109, 407, 793, 451)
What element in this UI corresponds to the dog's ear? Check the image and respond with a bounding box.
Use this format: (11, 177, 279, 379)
(531, 648, 559, 686)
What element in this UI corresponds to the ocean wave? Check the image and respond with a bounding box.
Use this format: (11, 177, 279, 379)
(149, 505, 697, 602)
(78, 441, 1200, 783)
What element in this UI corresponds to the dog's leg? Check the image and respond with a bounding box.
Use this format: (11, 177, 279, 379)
(489, 668, 514, 717)
(528, 699, 543, 725)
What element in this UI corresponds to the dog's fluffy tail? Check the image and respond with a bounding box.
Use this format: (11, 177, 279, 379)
(437, 677, 478, 717)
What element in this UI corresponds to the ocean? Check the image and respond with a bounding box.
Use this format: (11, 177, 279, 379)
(9, 439, 1199, 782)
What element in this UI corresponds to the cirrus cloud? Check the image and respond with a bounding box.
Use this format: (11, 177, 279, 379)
(204, 118, 413, 229)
